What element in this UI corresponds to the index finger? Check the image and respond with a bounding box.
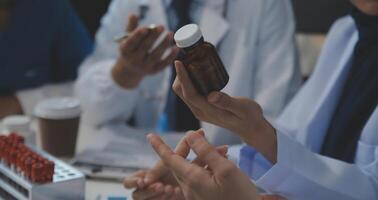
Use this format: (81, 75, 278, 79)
(121, 27, 149, 54)
(126, 14, 139, 32)
(147, 133, 203, 179)
(185, 130, 228, 172)
(208, 92, 248, 117)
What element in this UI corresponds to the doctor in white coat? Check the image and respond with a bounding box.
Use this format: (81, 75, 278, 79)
(75, 0, 301, 145)
(159, 0, 378, 199)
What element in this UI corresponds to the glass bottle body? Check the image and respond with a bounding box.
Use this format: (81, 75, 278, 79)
(180, 39, 229, 96)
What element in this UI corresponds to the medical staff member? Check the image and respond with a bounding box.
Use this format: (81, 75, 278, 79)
(0, 0, 92, 118)
(75, 0, 301, 145)
(125, 0, 378, 200)
(129, 0, 378, 199)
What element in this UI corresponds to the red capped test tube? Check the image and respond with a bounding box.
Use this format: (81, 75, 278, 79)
(1, 132, 55, 183)
(31, 162, 45, 183)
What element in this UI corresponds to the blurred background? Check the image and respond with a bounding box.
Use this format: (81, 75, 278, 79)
(291, 0, 351, 78)
(69, 0, 352, 79)
(0, 0, 361, 199)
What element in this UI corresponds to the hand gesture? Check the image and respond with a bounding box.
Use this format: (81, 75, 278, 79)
(124, 131, 227, 200)
(112, 14, 179, 89)
(172, 61, 277, 163)
(148, 130, 260, 200)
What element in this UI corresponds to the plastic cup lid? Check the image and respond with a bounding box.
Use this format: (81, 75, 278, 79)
(34, 97, 81, 120)
(2, 115, 31, 132)
(174, 24, 203, 48)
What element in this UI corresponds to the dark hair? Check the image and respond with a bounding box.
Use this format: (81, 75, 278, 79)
(0, 0, 16, 9)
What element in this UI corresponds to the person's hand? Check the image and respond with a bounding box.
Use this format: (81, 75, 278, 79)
(172, 61, 277, 163)
(112, 14, 180, 89)
(125, 170, 184, 200)
(0, 95, 23, 119)
(147, 130, 261, 200)
(124, 131, 228, 200)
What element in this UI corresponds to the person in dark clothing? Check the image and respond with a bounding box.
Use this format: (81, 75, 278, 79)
(0, 0, 93, 118)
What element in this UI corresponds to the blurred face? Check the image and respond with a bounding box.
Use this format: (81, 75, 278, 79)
(350, 0, 378, 15)
(0, 0, 16, 31)
(0, 8, 10, 31)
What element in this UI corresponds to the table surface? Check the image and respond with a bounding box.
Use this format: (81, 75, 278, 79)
(79, 123, 135, 200)
(86, 179, 133, 200)
(0, 121, 135, 200)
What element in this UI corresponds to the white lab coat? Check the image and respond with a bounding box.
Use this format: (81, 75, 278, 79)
(242, 16, 378, 200)
(75, 0, 301, 145)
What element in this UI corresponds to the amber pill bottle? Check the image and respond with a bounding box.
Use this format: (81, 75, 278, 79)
(174, 24, 229, 96)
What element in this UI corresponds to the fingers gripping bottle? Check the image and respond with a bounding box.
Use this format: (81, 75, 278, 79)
(174, 24, 229, 96)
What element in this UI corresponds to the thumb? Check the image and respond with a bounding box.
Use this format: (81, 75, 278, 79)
(207, 92, 245, 115)
(127, 14, 139, 32)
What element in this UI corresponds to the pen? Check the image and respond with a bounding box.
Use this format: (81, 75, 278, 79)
(113, 33, 129, 43)
(113, 24, 157, 43)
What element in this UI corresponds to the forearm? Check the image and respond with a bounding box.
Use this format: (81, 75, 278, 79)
(0, 95, 23, 118)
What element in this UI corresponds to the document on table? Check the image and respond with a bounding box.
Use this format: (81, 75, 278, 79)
(72, 124, 184, 180)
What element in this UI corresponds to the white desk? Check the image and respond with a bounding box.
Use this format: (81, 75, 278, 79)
(78, 123, 136, 200)
(85, 179, 133, 200)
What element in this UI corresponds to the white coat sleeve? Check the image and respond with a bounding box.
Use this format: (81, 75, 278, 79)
(16, 82, 74, 116)
(253, 0, 302, 120)
(75, 0, 141, 127)
(254, 130, 378, 200)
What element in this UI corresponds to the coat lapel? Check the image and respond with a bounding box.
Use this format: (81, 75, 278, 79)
(143, 0, 168, 27)
(301, 33, 358, 152)
(199, 0, 229, 47)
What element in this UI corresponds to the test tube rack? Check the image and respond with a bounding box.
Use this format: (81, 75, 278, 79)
(0, 133, 85, 200)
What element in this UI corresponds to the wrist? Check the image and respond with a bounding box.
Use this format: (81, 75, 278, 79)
(243, 118, 277, 164)
(112, 58, 143, 89)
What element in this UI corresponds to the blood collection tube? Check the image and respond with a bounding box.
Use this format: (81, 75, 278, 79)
(0, 140, 5, 160)
(9, 132, 25, 144)
(24, 157, 35, 179)
(1, 132, 55, 183)
(9, 149, 19, 166)
(31, 162, 45, 182)
(3, 147, 11, 165)
(44, 161, 54, 181)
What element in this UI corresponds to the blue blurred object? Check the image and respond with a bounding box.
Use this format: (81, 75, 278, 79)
(107, 197, 127, 200)
(0, 0, 93, 95)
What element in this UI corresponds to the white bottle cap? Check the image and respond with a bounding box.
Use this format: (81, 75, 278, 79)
(34, 97, 81, 120)
(174, 24, 203, 48)
(2, 115, 31, 134)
